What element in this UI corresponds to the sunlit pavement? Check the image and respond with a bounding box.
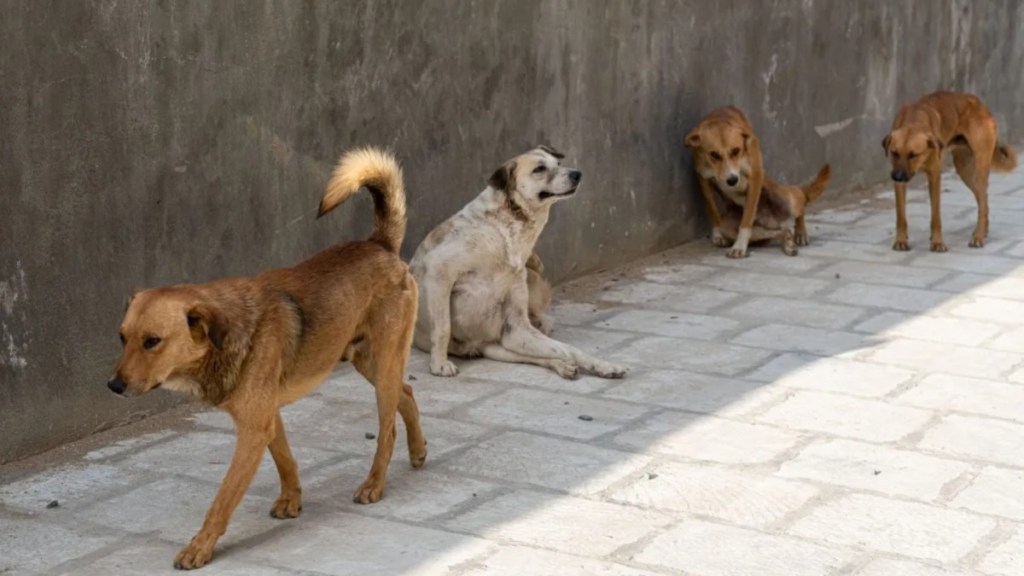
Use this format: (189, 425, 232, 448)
(4, 167, 1024, 575)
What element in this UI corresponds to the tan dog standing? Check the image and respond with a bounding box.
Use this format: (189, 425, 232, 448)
(685, 106, 831, 257)
(883, 91, 1017, 251)
(108, 148, 426, 570)
(410, 146, 626, 380)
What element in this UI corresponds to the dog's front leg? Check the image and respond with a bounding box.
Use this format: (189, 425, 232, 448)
(697, 178, 729, 247)
(502, 323, 627, 379)
(268, 412, 302, 519)
(892, 182, 910, 251)
(424, 274, 459, 377)
(174, 412, 275, 570)
(728, 173, 763, 258)
(926, 165, 947, 252)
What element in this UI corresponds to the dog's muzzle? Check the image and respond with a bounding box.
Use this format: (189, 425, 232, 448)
(890, 169, 910, 183)
(107, 376, 127, 395)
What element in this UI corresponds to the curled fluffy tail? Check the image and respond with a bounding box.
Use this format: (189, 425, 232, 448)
(317, 147, 407, 254)
(994, 142, 1018, 173)
(801, 163, 832, 204)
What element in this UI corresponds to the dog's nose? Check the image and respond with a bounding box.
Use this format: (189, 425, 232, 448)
(568, 170, 582, 184)
(726, 175, 739, 186)
(107, 376, 127, 395)
(891, 169, 908, 182)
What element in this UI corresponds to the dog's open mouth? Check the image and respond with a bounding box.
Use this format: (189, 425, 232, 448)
(539, 187, 578, 200)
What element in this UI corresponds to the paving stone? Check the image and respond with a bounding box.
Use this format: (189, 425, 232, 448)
(82, 431, 177, 461)
(458, 359, 613, 395)
(898, 373, 1024, 422)
(0, 462, 152, 513)
(57, 541, 297, 576)
(318, 367, 504, 414)
(778, 439, 970, 501)
(698, 269, 832, 297)
(919, 414, 1024, 468)
(988, 326, 1024, 352)
(119, 430, 342, 491)
(248, 511, 496, 575)
(613, 411, 802, 464)
(601, 369, 786, 417)
(746, 353, 913, 397)
(549, 301, 613, 326)
(814, 260, 950, 288)
(597, 280, 738, 312)
(951, 467, 1024, 521)
(0, 519, 115, 575)
(461, 546, 663, 576)
(979, 525, 1024, 576)
(641, 262, 719, 284)
(611, 336, 774, 375)
(462, 388, 650, 440)
(440, 431, 649, 495)
(732, 324, 868, 357)
(694, 249, 827, 273)
(633, 520, 853, 576)
(908, 252, 1024, 276)
(78, 476, 275, 545)
(788, 494, 996, 563)
(828, 282, 950, 312)
(727, 296, 866, 329)
(949, 296, 1024, 325)
(867, 339, 1024, 380)
(855, 558, 976, 576)
(757, 390, 933, 442)
(801, 238, 912, 264)
(608, 461, 818, 527)
(934, 273, 1024, 301)
(597, 309, 740, 340)
(445, 490, 671, 557)
(854, 311, 1003, 346)
(297, 460, 499, 522)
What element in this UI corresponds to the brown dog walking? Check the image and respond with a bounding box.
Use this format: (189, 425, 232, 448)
(108, 148, 427, 570)
(883, 91, 1017, 251)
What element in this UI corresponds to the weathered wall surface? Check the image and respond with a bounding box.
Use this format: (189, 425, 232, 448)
(2, 0, 1022, 462)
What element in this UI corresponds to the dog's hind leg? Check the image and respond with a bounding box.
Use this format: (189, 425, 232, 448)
(501, 324, 626, 379)
(268, 412, 303, 519)
(953, 137, 994, 248)
(481, 343, 579, 379)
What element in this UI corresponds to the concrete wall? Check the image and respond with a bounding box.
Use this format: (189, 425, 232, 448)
(2, 0, 1022, 462)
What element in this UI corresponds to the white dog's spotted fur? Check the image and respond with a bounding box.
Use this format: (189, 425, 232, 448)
(409, 146, 627, 380)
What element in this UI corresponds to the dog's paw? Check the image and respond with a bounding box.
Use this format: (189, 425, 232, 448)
(174, 536, 216, 570)
(430, 360, 458, 377)
(892, 239, 911, 251)
(409, 443, 428, 469)
(353, 478, 385, 504)
(711, 229, 731, 247)
(930, 241, 949, 253)
(726, 247, 748, 259)
(533, 315, 555, 336)
(594, 361, 628, 379)
(782, 229, 798, 257)
(270, 491, 303, 519)
(794, 232, 810, 246)
(969, 237, 985, 248)
(551, 360, 580, 380)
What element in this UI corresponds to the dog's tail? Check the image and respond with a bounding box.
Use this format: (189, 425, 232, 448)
(318, 147, 407, 254)
(801, 163, 832, 204)
(994, 142, 1018, 173)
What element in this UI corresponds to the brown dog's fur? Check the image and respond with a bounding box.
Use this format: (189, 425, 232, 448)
(108, 148, 426, 570)
(525, 252, 553, 335)
(685, 106, 831, 257)
(883, 91, 1018, 251)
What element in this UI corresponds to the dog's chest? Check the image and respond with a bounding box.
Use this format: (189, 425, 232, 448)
(717, 185, 748, 207)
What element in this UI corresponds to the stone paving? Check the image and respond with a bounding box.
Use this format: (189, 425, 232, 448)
(4, 167, 1024, 575)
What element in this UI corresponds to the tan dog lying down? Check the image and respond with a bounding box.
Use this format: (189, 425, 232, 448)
(410, 145, 626, 380)
(685, 106, 831, 257)
(882, 90, 1017, 251)
(108, 148, 426, 570)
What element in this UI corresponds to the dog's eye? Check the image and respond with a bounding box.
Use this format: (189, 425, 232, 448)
(119, 333, 126, 346)
(142, 337, 161, 350)
(892, 152, 900, 159)
(730, 148, 740, 158)
(709, 152, 722, 161)
(533, 165, 547, 174)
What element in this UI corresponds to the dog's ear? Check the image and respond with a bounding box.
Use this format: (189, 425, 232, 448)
(741, 131, 754, 151)
(538, 145, 565, 159)
(187, 302, 228, 350)
(488, 161, 517, 191)
(123, 289, 141, 312)
(881, 134, 891, 154)
(684, 129, 701, 149)
(926, 135, 944, 151)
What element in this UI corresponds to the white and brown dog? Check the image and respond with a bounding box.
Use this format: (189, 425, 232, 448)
(410, 146, 626, 380)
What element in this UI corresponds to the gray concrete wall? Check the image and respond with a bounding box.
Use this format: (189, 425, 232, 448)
(2, 0, 1022, 462)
